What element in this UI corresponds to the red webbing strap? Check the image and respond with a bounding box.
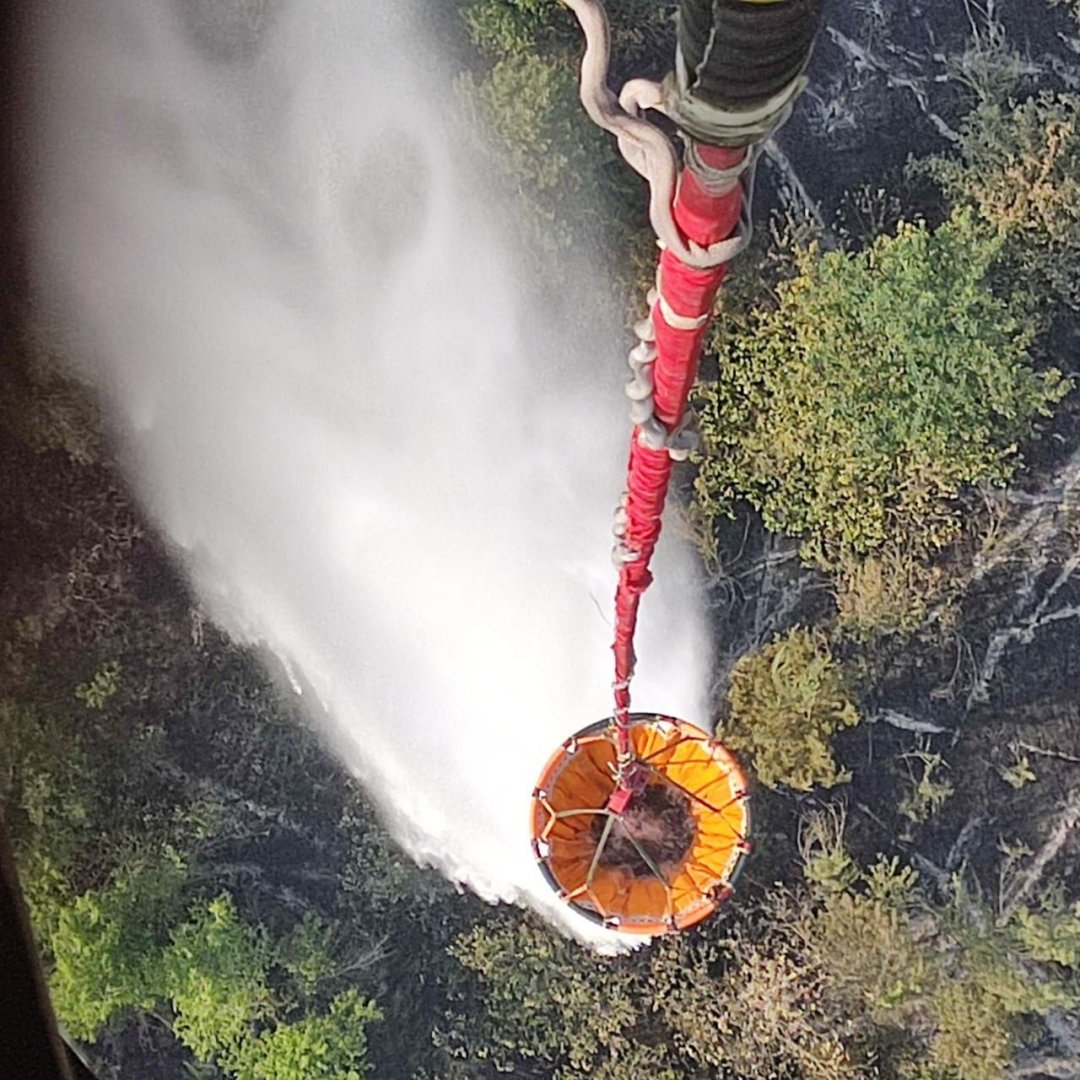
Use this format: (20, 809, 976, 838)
(612, 144, 746, 765)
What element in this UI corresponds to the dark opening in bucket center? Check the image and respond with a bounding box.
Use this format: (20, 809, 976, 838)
(593, 782, 695, 878)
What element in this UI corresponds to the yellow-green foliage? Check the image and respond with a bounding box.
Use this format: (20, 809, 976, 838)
(457, 51, 611, 250)
(897, 751, 955, 825)
(926, 92, 1080, 310)
(165, 894, 276, 1061)
(226, 990, 381, 1080)
(1013, 894, 1080, 969)
(795, 854, 929, 1020)
(693, 210, 1067, 568)
(928, 980, 1014, 1080)
(927, 916, 1076, 1080)
(277, 911, 337, 997)
(463, 0, 565, 57)
(445, 917, 640, 1076)
(447, 909, 867, 1080)
(805, 890, 931, 1013)
(798, 805, 860, 894)
(723, 628, 859, 790)
(791, 832, 1080, 1080)
(38, 851, 381, 1078)
(834, 545, 943, 637)
(445, 854, 1080, 1080)
(459, 50, 600, 203)
(456, 1, 669, 262)
(462, 0, 670, 62)
(74, 660, 121, 710)
(998, 748, 1038, 790)
(47, 850, 188, 1039)
(795, 873, 1080, 1080)
(652, 933, 866, 1080)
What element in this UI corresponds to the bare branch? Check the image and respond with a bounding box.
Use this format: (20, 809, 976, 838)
(1015, 740, 1080, 767)
(869, 709, 948, 735)
(946, 813, 986, 873)
(967, 548, 1080, 708)
(825, 27, 961, 141)
(969, 445, 1080, 594)
(763, 138, 829, 234)
(999, 789, 1080, 923)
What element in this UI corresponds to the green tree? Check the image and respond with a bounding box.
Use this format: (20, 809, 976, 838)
(788, 812, 1080, 1080)
(693, 210, 1067, 572)
(651, 927, 867, 1080)
(164, 893, 276, 1062)
(458, 50, 622, 250)
(442, 850, 1080, 1080)
(0, 384, 393, 1076)
(37, 862, 382, 1079)
(443, 908, 864, 1080)
(463, 0, 672, 63)
(462, 0, 568, 58)
(456, 1, 672, 259)
(46, 849, 188, 1039)
(722, 627, 859, 791)
(227, 991, 381, 1080)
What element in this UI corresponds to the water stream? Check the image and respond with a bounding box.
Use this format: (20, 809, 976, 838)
(26, 0, 710, 942)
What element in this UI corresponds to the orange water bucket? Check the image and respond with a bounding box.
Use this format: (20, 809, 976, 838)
(531, 713, 751, 935)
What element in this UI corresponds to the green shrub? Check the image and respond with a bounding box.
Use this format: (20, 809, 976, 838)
(463, 0, 673, 63)
(791, 845, 1079, 1080)
(924, 93, 1080, 310)
(456, 1, 672, 258)
(834, 544, 943, 636)
(463, 0, 563, 57)
(798, 805, 860, 893)
(897, 751, 955, 825)
(443, 917, 639, 1075)
(722, 628, 859, 791)
(1012, 895, 1080, 969)
(653, 933, 865, 1080)
(457, 51, 616, 250)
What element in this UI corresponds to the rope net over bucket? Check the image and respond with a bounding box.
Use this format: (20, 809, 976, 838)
(531, 715, 751, 934)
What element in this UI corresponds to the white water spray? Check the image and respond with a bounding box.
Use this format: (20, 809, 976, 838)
(26, 0, 709, 942)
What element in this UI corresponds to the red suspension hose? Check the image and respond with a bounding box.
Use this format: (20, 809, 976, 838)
(612, 143, 746, 771)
